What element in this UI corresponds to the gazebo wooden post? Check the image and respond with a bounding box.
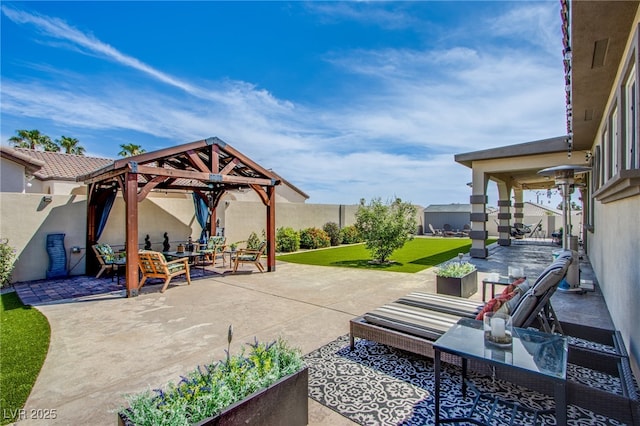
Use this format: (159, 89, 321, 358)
(266, 185, 276, 271)
(86, 183, 98, 275)
(124, 170, 140, 297)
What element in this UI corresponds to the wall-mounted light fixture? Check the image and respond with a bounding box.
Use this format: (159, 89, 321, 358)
(42, 195, 53, 203)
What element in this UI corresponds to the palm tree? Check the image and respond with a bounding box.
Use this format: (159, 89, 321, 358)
(118, 143, 146, 157)
(8, 129, 55, 151)
(57, 136, 85, 156)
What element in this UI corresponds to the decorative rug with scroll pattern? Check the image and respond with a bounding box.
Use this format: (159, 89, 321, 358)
(304, 334, 626, 425)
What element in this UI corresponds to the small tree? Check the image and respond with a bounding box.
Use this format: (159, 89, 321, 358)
(355, 197, 417, 263)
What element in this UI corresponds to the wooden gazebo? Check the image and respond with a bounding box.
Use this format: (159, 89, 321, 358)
(77, 137, 280, 297)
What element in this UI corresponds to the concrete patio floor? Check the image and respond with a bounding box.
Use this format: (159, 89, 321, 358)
(10, 240, 615, 425)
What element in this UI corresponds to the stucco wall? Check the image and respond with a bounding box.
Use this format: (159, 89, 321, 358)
(588, 196, 640, 375)
(219, 201, 362, 246)
(0, 193, 89, 281)
(0, 193, 203, 282)
(0, 194, 424, 282)
(2, 194, 421, 283)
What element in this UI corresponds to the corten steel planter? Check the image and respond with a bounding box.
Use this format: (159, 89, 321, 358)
(436, 270, 477, 298)
(118, 367, 309, 426)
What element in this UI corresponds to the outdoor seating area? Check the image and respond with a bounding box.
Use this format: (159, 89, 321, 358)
(350, 250, 639, 424)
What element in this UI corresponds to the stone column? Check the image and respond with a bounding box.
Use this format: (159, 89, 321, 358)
(513, 188, 524, 226)
(469, 169, 489, 258)
(496, 181, 512, 246)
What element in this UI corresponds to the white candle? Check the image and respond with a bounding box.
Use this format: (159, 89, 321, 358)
(490, 317, 506, 338)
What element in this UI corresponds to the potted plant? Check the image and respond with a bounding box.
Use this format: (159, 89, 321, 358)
(435, 259, 477, 298)
(118, 327, 308, 426)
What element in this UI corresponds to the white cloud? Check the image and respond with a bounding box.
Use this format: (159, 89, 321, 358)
(1, 3, 567, 205)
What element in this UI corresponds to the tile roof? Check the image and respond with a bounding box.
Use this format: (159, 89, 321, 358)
(14, 149, 112, 181)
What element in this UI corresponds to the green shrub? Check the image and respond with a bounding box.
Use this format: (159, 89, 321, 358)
(322, 222, 341, 246)
(339, 225, 362, 244)
(299, 228, 330, 249)
(0, 238, 18, 288)
(276, 227, 300, 253)
(121, 337, 303, 426)
(246, 231, 263, 250)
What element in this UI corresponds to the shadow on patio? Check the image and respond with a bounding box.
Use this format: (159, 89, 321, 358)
(9, 263, 231, 306)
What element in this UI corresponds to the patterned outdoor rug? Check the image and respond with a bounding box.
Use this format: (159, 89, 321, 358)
(304, 335, 626, 425)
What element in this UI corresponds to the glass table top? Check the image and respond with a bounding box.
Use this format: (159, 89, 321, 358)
(434, 318, 568, 380)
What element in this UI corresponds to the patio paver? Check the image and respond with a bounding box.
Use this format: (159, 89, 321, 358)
(8, 241, 621, 425)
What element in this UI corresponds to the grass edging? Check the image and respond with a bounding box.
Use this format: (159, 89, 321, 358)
(0, 292, 51, 425)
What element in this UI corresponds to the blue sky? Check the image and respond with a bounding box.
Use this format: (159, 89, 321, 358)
(1, 1, 567, 206)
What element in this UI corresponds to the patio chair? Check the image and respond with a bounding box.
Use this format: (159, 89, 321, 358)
(442, 224, 458, 237)
(138, 250, 191, 293)
(200, 236, 227, 266)
(92, 243, 126, 279)
(232, 241, 266, 273)
(461, 223, 471, 237)
(428, 224, 443, 236)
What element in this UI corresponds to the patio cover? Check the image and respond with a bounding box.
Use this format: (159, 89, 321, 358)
(455, 136, 589, 258)
(77, 137, 280, 296)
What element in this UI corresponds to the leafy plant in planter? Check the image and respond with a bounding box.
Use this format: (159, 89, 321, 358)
(435, 260, 478, 298)
(119, 330, 306, 426)
(435, 261, 476, 278)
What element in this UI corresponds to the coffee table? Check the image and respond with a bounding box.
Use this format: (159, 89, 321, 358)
(434, 318, 568, 425)
(481, 276, 511, 301)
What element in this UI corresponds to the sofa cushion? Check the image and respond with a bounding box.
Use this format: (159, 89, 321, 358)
(397, 292, 483, 318)
(364, 302, 460, 341)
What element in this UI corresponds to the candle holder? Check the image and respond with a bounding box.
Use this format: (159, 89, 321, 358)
(484, 312, 513, 348)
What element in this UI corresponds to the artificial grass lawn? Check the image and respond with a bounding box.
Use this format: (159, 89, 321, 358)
(276, 237, 497, 273)
(0, 292, 51, 425)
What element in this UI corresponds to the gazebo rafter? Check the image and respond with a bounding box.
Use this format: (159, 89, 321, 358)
(78, 137, 280, 297)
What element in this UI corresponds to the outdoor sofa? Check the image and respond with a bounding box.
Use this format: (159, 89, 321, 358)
(350, 251, 639, 424)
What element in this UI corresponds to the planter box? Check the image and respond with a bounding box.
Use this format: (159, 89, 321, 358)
(436, 270, 477, 298)
(119, 367, 308, 426)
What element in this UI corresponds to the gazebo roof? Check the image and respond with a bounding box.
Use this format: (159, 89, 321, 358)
(77, 137, 280, 193)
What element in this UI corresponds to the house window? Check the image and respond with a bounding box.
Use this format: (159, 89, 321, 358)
(625, 65, 638, 169)
(603, 126, 610, 184)
(609, 107, 619, 179)
(592, 145, 601, 190)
